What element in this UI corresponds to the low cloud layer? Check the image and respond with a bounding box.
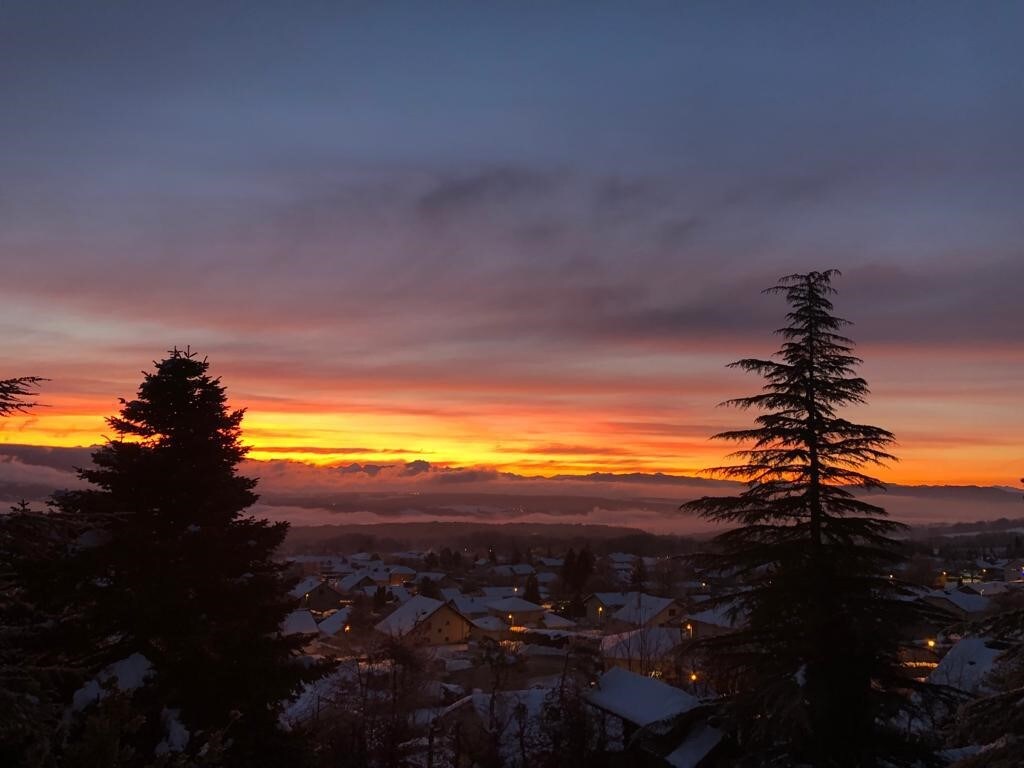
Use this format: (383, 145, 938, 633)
(2, 444, 1018, 535)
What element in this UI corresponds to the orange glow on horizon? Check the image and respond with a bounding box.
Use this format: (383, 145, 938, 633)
(1, 391, 1019, 488)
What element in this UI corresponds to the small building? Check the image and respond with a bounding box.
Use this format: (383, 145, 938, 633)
(600, 627, 684, 678)
(485, 596, 545, 627)
(585, 592, 632, 624)
(609, 594, 680, 629)
(374, 595, 472, 645)
(684, 604, 745, 640)
(317, 608, 352, 638)
(294, 579, 345, 612)
(920, 588, 991, 621)
(586, 667, 721, 767)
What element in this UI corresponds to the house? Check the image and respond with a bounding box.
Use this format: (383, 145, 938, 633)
(492, 563, 535, 581)
(684, 603, 744, 639)
(920, 588, 991, 621)
(609, 594, 680, 629)
(586, 592, 679, 628)
(586, 667, 721, 767)
(486, 596, 545, 627)
(448, 595, 493, 618)
(1004, 559, 1024, 583)
(929, 636, 1005, 693)
(600, 627, 684, 678)
(317, 608, 352, 638)
(540, 612, 576, 630)
(293, 579, 345, 612)
(469, 615, 509, 642)
(387, 564, 417, 585)
(374, 595, 472, 645)
(337, 571, 378, 594)
(585, 592, 632, 624)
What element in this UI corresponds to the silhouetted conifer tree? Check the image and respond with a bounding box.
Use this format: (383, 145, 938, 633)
(49, 349, 327, 766)
(682, 271, 937, 766)
(0, 377, 71, 768)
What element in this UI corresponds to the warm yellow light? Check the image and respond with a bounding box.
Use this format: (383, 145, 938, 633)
(598, 606, 603, 613)
(343, 624, 351, 633)
(927, 639, 936, 649)
(689, 672, 698, 682)
(508, 613, 513, 621)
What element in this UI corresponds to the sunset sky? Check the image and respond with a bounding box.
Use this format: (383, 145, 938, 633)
(1, 2, 1022, 488)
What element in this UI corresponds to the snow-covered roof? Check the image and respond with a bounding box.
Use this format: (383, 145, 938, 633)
(390, 586, 412, 604)
(541, 612, 576, 629)
(600, 627, 682, 660)
(338, 570, 374, 592)
(486, 596, 544, 613)
(612, 594, 676, 625)
(929, 588, 991, 615)
(389, 564, 417, 576)
(317, 608, 352, 636)
(289, 575, 323, 599)
(688, 603, 744, 630)
(665, 722, 723, 768)
(959, 581, 1008, 597)
(588, 591, 634, 607)
(440, 587, 463, 601)
(587, 667, 698, 726)
(416, 571, 447, 582)
(473, 616, 508, 632)
(375, 595, 444, 637)
(449, 596, 492, 616)
(929, 636, 1004, 693)
(536, 572, 558, 584)
(480, 586, 518, 599)
(282, 610, 319, 636)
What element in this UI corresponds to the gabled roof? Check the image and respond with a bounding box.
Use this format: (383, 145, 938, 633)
(374, 595, 445, 637)
(588, 591, 634, 607)
(472, 615, 507, 632)
(927, 588, 990, 615)
(480, 586, 518, 599)
(448, 596, 491, 616)
(612, 594, 676, 625)
(587, 667, 698, 726)
(541, 612, 576, 629)
(600, 627, 682, 660)
(688, 603, 745, 629)
(337, 571, 375, 592)
(318, 608, 352, 636)
(486, 596, 543, 613)
(289, 575, 323, 599)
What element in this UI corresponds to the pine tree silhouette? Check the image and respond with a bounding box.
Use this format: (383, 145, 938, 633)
(51, 348, 329, 765)
(682, 271, 938, 766)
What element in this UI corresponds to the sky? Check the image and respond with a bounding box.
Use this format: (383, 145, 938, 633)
(1, 2, 1022, 491)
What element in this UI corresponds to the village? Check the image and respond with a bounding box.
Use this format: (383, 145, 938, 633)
(276, 542, 1024, 766)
